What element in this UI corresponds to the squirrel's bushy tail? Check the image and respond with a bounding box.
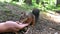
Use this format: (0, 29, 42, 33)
(32, 8, 40, 22)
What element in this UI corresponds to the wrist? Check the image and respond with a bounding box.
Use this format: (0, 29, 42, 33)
(0, 23, 8, 33)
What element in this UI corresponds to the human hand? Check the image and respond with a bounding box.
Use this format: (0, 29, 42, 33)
(4, 21, 29, 32)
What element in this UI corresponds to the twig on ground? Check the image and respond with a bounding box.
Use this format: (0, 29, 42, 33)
(24, 28, 30, 34)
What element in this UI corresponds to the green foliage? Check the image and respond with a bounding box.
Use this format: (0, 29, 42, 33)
(0, 0, 59, 11)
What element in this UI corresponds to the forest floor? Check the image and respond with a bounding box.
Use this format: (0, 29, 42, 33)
(0, 2, 60, 34)
(31, 12, 60, 34)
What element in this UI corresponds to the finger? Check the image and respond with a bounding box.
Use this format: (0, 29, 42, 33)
(16, 21, 23, 24)
(19, 24, 29, 29)
(15, 24, 29, 30)
(19, 23, 22, 24)
(16, 21, 20, 24)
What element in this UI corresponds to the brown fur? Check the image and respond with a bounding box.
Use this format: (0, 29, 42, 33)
(15, 8, 40, 34)
(15, 12, 35, 34)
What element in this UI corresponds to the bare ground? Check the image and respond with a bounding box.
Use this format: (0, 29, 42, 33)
(30, 12, 60, 34)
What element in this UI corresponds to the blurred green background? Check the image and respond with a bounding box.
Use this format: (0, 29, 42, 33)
(0, 0, 60, 11)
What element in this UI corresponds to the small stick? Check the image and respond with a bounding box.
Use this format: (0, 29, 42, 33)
(24, 28, 30, 34)
(15, 32, 18, 34)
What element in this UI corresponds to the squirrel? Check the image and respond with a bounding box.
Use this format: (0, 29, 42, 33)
(15, 8, 40, 34)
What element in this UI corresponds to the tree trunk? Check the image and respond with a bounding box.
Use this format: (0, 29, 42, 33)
(56, 0, 60, 6)
(36, 0, 40, 4)
(12, 0, 19, 2)
(24, 0, 32, 5)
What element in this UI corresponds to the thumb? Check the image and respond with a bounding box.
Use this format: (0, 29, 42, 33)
(19, 24, 28, 29)
(16, 24, 29, 30)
